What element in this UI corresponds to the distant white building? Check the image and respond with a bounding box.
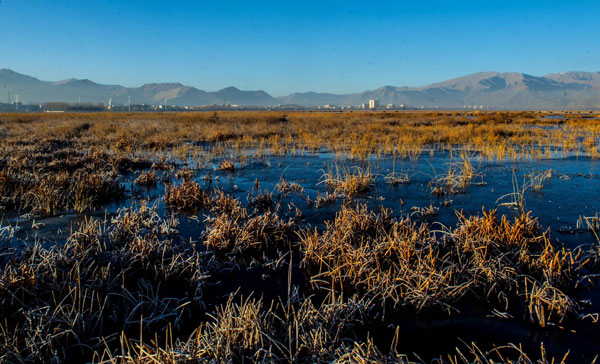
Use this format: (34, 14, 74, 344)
(369, 99, 379, 109)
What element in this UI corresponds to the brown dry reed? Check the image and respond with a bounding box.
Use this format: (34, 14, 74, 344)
(1, 111, 599, 363)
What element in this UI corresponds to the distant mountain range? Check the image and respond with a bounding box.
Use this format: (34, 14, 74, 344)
(1, 68, 599, 109)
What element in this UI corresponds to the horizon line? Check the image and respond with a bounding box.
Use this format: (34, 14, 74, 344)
(3, 67, 600, 96)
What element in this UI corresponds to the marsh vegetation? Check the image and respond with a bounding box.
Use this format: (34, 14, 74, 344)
(0, 111, 599, 363)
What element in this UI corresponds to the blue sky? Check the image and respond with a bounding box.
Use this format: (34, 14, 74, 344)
(0, 0, 599, 95)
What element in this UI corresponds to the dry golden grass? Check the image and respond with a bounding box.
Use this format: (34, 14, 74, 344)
(218, 159, 236, 171)
(429, 152, 480, 195)
(321, 166, 374, 196)
(276, 177, 304, 196)
(1, 111, 599, 363)
(204, 207, 295, 261)
(0, 110, 598, 163)
(301, 204, 589, 325)
(1, 197, 594, 363)
(164, 179, 210, 210)
(0, 110, 597, 212)
(134, 170, 158, 186)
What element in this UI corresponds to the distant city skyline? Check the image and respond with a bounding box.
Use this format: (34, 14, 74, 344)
(0, 0, 599, 95)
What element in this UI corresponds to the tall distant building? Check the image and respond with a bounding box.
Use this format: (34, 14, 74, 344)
(368, 99, 379, 109)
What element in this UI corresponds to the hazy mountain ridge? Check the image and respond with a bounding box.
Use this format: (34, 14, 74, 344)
(0, 69, 279, 107)
(338, 72, 599, 109)
(1, 68, 599, 109)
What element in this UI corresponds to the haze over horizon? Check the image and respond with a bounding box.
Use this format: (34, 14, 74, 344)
(0, 0, 599, 95)
(3, 67, 600, 109)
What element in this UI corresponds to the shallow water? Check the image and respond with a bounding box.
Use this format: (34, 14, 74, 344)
(2, 150, 599, 251)
(2, 148, 600, 360)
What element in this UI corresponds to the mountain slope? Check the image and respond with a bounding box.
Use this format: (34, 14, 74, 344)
(278, 91, 349, 106)
(212, 87, 280, 106)
(545, 71, 600, 87)
(0, 69, 279, 106)
(1, 68, 599, 109)
(278, 71, 600, 109)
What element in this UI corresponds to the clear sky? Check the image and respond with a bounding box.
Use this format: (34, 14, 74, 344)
(0, 0, 599, 95)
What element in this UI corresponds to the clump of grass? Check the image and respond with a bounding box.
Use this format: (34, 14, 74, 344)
(410, 203, 439, 217)
(174, 167, 195, 180)
(385, 171, 410, 185)
(0, 171, 18, 209)
(134, 170, 158, 186)
(164, 179, 210, 210)
(321, 166, 374, 196)
(497, 169, 550, 212)
(525, 279, 575, 328)
(276, 177, 304, 196)
(204, 206, 296, 261)
(429, 152, 479, 195)
(248, 189, 274, 212)
(193, 295, 274, 360)
(218, 159, 236, 171)
(109, 202, 180, 241)
(312, 191, 341, 208)
(209, 188, 244, 214)
(528, 169, 552, 191)
(496, 170, 527, 211)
